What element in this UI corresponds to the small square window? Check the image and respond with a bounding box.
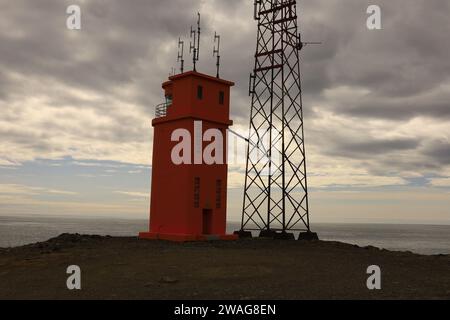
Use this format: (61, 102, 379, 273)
(216, 179, 222, 209)
(165, 95, 173, 106)
(194, 177, 200, 208)
(219, 91, 225, 105)
(197, 86, 203, 100)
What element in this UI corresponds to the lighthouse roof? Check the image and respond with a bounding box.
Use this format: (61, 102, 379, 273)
(163, 71, 235, 87)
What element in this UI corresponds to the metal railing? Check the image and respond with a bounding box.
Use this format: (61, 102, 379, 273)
(155, 102, 170, 118)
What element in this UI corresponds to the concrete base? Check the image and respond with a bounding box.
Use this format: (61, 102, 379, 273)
(233, 230, 253, 239)
(259, 229, 278, 239)
(298, 232, 319, 241)
(139, 232, 238, 242)
(258, 230, 296, 240)
(274, 232, 296, 240)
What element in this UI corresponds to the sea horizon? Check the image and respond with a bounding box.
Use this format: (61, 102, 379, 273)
(1, 214, 449, 256)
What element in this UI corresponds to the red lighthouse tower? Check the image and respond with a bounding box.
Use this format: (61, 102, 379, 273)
(139, 71, 238, 242)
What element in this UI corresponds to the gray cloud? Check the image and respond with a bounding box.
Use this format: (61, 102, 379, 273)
(423, 140, 450, 166)
(325, 137, 420, 158)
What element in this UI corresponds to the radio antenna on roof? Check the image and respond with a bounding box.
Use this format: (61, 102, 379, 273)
(189, 13, 201, 72)
(177, 38, 185, 73)
(213, 32, 221, 78)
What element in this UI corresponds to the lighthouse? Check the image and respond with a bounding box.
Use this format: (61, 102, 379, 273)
(139, 70, 238, 242)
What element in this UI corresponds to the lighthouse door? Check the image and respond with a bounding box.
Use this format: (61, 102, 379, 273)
(202, 209, 213, 235)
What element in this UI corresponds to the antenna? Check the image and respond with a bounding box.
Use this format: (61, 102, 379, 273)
(298, 33, 322, 51)
(197, 12, 201, 61)
(177, 38, 185, 74)
(189, 13, 201, 72)
(213, 32, 221, 78)
(189, 27, 197, 71)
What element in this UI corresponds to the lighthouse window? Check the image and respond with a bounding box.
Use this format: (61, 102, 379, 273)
(216, 179, 222, 209)
(165, 95, 173, 106)
(197, 85, 203, 100)
(219, 91, 224, 105)
(194, 177, 200, 208)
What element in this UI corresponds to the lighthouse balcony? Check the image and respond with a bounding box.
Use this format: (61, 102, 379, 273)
(155, 102, 170, 118)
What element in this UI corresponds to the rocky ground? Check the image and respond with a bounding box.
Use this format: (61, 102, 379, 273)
(0, 234, 449, 300)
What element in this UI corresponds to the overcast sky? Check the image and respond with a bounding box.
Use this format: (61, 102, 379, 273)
(0, 0, 449, 224)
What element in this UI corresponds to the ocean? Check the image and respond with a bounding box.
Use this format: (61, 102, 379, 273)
(0, 215, 449, 255)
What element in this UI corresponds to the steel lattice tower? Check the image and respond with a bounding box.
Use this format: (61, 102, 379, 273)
(237, 0, 317, 240)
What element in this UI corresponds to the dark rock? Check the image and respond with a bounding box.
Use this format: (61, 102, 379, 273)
(159, 276, 179, 284)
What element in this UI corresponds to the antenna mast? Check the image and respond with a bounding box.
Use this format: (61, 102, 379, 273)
(197, 12, 201, 61)
(177, 38, 185, 74)
(190, 13, 201, 72)
(237, 0, 318, 240)
(213, 32, 221, 78)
